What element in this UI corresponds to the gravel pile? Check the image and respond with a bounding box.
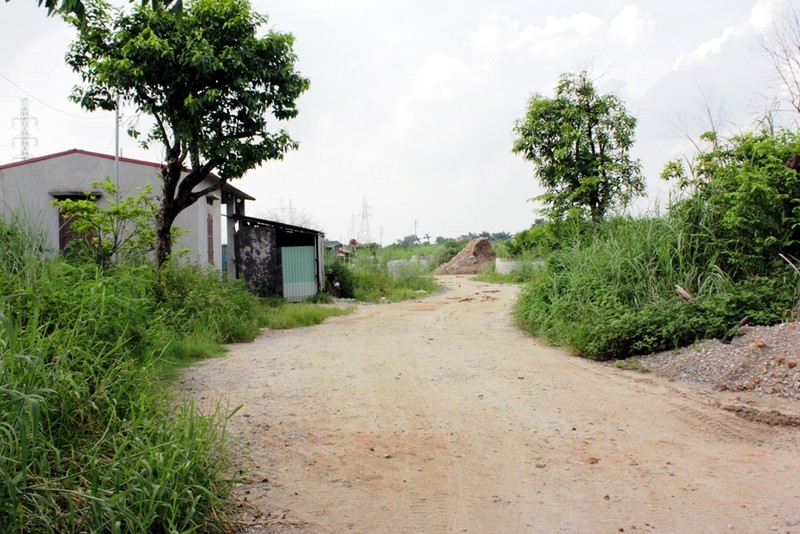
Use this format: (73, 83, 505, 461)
(637, 322, 800, 402)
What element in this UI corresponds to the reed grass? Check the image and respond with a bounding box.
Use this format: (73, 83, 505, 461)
(515, 215, 796, 360)
(0, 218, 253, 532)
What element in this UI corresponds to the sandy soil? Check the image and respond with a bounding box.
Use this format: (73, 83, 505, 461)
(180, 276, 800, 533)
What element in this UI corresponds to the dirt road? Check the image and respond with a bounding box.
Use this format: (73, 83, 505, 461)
(182, 276, 800, 533)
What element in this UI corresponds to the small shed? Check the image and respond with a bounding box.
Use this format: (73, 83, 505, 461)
(233, 215, 325, 302)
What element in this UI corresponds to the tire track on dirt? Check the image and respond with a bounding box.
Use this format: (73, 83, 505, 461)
(181, 276, 800, 533)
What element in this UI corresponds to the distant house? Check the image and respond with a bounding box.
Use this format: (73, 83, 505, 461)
(0, 148, 253, 270)
(324, 240, 352, 260)
(0, 148, 325, 300)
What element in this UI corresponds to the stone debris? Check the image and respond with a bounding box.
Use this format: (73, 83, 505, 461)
(638, 322, 800, 403)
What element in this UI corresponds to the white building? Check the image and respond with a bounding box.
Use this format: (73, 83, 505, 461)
(0, 148, 253, 270)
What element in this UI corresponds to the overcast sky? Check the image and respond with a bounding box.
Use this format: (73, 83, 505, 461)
(2, 0, 799, 244)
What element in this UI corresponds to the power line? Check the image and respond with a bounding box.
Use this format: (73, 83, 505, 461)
(0, 70, 112, 120)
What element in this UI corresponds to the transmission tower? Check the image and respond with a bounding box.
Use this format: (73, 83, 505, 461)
(357, 196, 373, 244)
(12, 98, 38, 161)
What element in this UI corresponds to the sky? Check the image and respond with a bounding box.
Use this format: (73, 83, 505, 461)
(1, 0, 799, 245)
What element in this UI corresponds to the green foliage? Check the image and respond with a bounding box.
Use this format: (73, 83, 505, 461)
(501, 222, 561, 259)
(393, 234, 422, 247)
(474, 257, 544, 284)
(65, 0, 310, 266)
(325, 258, 355, 298)
(429, 238, 466, 270)
(0, 218, 270, 531)
(328, 251, 439, 303)
(52, 178, 156, 268)
(156, 263, 263, 345)
(664, 128, 800, 277)
(512, 71, 644, 224)
(34, 0, 181, 26)
(514, 215, 797, 360)
(259, 302, 353, 330)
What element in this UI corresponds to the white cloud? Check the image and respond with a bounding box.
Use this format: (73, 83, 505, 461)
(672, 23, 749, 70)
(610, 6, 654, 47)
(471, 13, 519, 59)
(513, 13, 605, 57)
(471, 6, 656, 63)
(749, 0, 783, 33)
(671, 0, 785, 71)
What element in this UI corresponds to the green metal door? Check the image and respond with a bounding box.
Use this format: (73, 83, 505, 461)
(281, 246, 317, 302)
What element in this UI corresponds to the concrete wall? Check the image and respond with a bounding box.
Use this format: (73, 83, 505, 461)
(0, 150, 222, 270)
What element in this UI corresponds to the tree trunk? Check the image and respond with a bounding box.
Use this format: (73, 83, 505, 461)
(155, 196, 177, 268)
(155, 155, 183, 269)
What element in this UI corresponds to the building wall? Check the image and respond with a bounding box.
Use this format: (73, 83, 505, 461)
(0, 151, 223, 270)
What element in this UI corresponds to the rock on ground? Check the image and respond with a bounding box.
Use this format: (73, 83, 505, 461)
(434, 237, 496, 275)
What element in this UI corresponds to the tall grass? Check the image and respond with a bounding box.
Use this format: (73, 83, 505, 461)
(0, 218, 261, 532)
(260, 301, 353, 329)
(515, 216, 796, 360)
(349, 254, 439, 302)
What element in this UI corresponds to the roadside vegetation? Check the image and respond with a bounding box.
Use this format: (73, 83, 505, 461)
(0, 220, 260, 531)
(326, 249, 439, 303)
(511, 123, 800, 360)
(0, 217, 354, 532)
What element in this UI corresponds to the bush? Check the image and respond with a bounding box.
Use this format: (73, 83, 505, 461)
(429, 238, 465, 270)
(157, 263, 262, 344)
(0, 219, 253, 532)
(325, 258, 355, 298)
(514, 215, 796, 360)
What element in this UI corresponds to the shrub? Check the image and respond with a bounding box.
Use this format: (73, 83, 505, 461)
(325, 258, 355, 298)
(0, 219, 251, 532)
(514, 215, 796, 360)
(429, 238, 465, 270)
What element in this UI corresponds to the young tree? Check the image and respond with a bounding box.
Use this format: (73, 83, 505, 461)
(66, 0, 309, 267)
(512, 71, 644, 224)
(52, 179, 157, 269)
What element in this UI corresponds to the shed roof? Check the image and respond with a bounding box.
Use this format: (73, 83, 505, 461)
(234, 214, 324, 237)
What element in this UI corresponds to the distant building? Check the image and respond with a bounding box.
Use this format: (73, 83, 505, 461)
(0, 148, 252, 270)
(0, 149, 326, 301)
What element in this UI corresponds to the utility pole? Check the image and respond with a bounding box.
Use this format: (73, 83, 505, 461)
(11, 98, 38, 161)
(414, 219, 418, 243)
(114, 95, 120, 201)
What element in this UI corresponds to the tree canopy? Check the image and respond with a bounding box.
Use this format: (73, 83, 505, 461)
(12, 0, 181, 26)
(66, 0, 309, 267)
(512, 71, 644, 224)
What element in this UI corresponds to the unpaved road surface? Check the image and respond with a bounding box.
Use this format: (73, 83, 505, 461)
(182, 276, 800, 533)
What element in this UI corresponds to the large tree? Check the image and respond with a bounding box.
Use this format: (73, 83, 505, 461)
(512, 71, 644, 224)
(8, 0, 180, 26)
(66, 0, 309, 267)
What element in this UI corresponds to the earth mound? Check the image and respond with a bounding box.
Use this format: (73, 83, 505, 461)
(434, 237, 496, 275)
